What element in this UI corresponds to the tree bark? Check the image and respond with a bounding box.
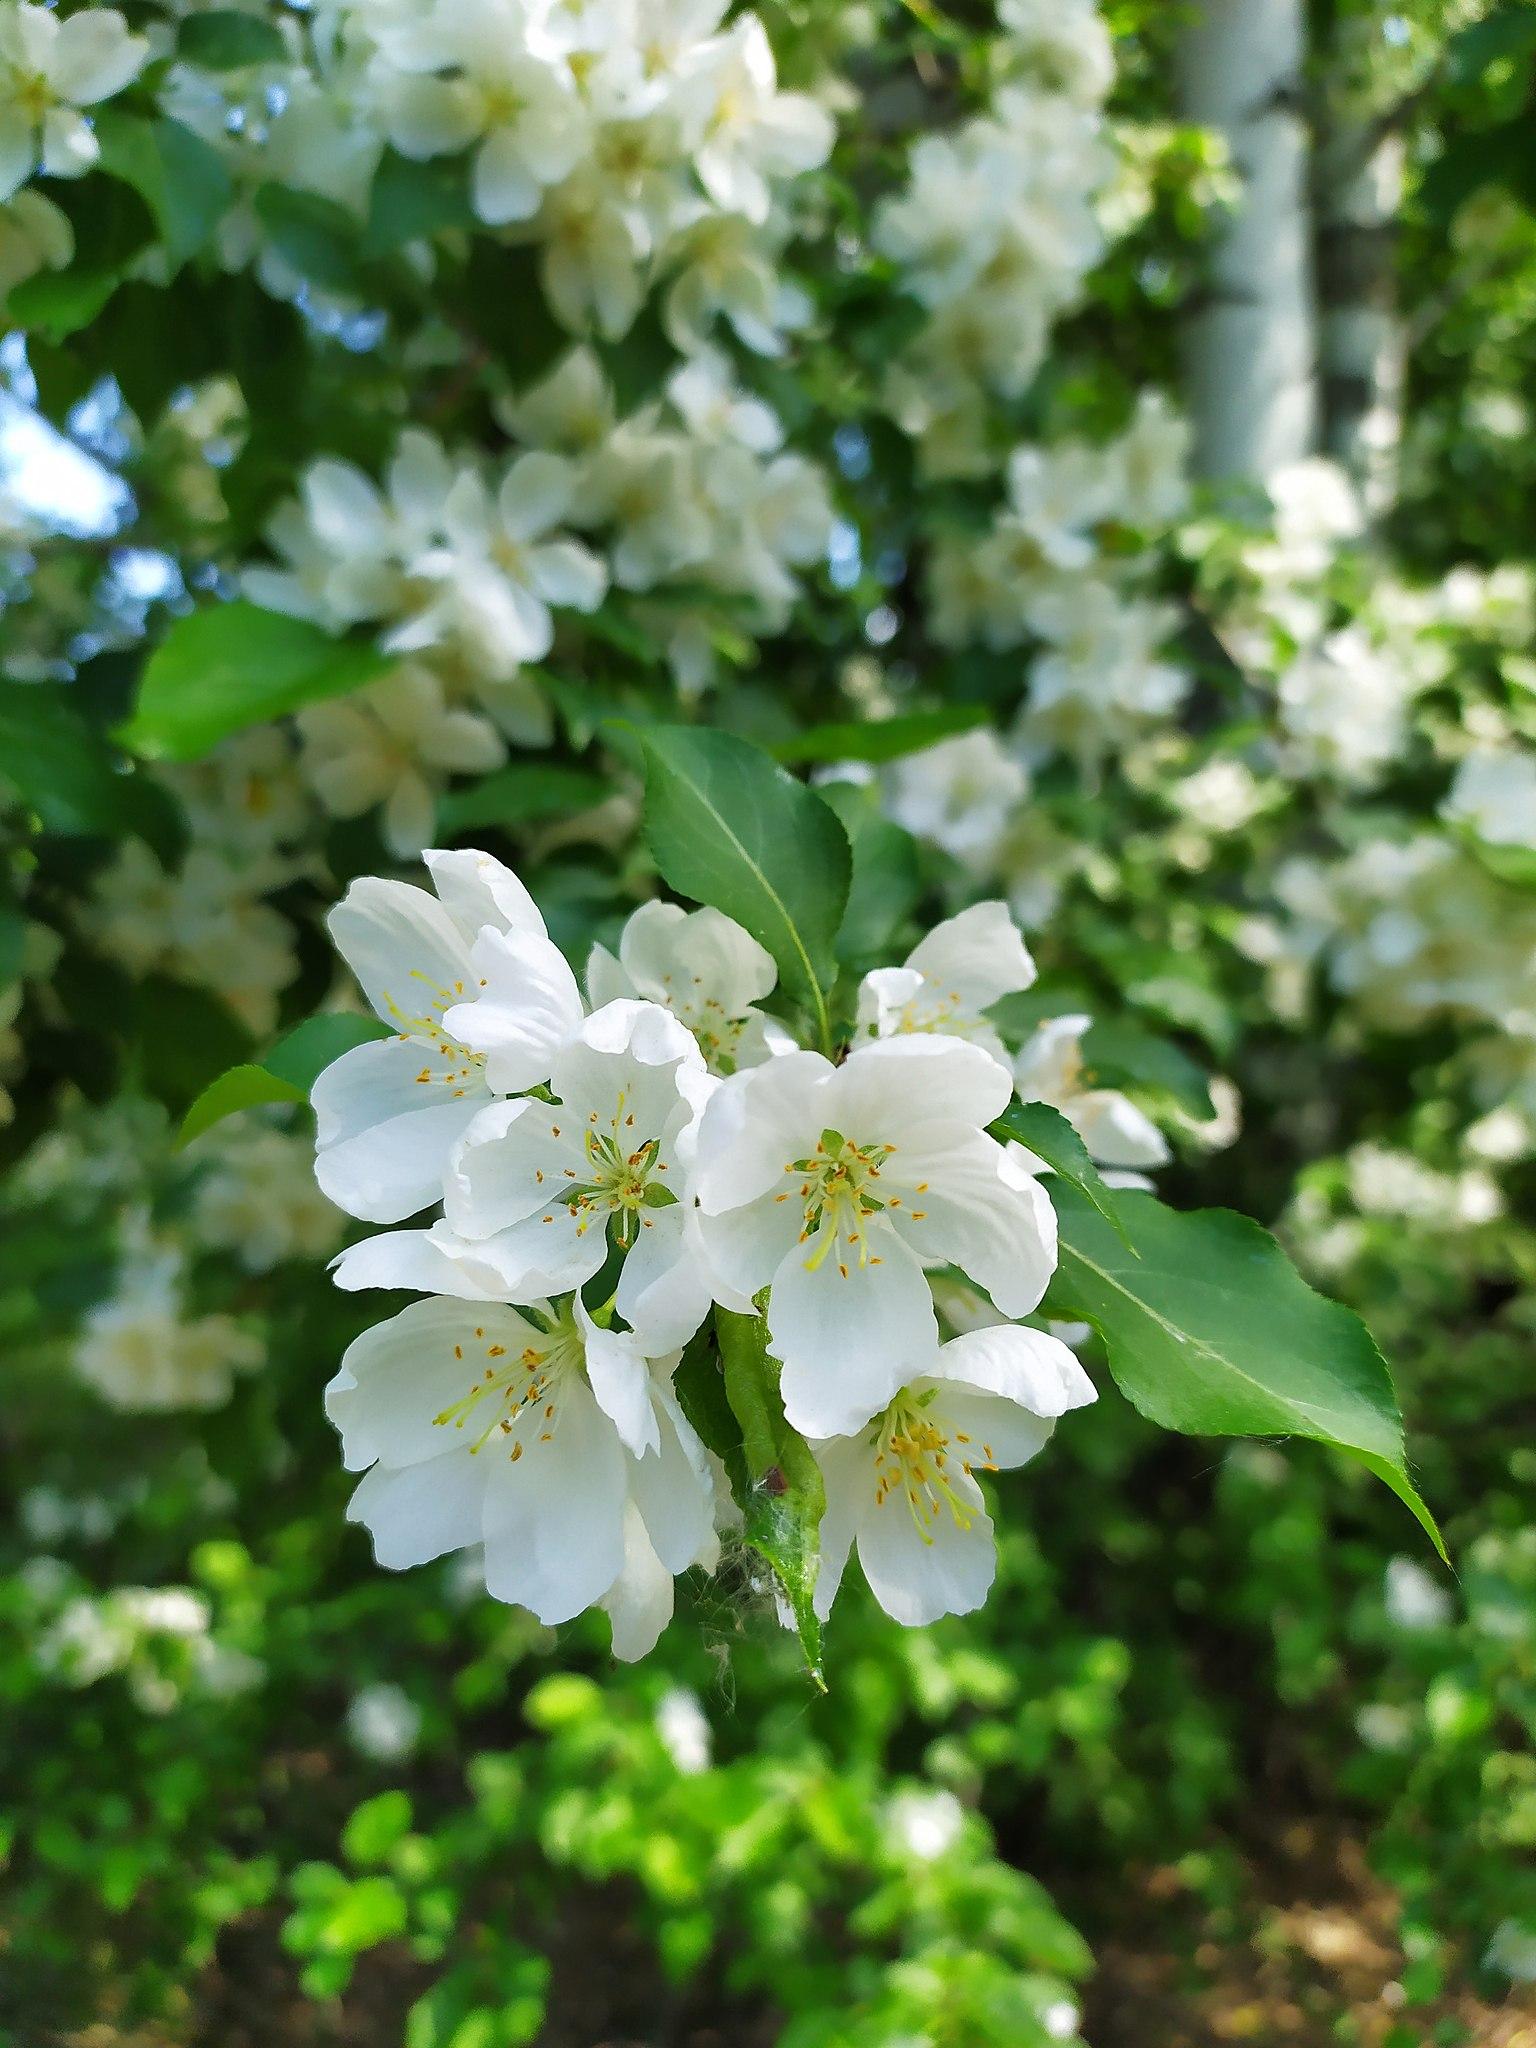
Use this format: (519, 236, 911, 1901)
(1177, 0, 1319, 485)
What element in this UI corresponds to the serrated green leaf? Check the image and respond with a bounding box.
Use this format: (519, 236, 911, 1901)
(992, 1099, 1132, 1248)
(1047, 1183, 1444, 1559)
(178, 1064, 305, 1148)
(715, 1308, 826, 1686)
(637, 726, 850, 1055)
(119, 603, 391, 761)
(774, 704, 989, 766)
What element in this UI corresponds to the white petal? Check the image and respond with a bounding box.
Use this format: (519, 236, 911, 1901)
(328, 875, 472, 1032)
(834, 1033, 1014, 1136)
(627, 1384, 715, 1575)
(326, 1296, 544, 1471)
(602, 1503, 675, 1660)
(692, 1184, 801, 1306)
(933, 1323, 1097, 1423)
(445, 1098, 575, 1238)
(497, 450, 575, 541)
(473, 128, 543, 225)
(422, 846, 547, 943)
(692, 1049, 831, 1212)
(346, 1452, 487, 1571)
(620, 901, 776, 1012)
(1072, 1091, 1171, 1169)
(768, 1224, 935, 1436)
(614, 1201, 712, 1352)
(329, 1223, 517, 1300)
(51, 12, 147, 103)
(893, 1131, 1058, 1318)
(585, 939, 633, 1008)
(528, 537, 608, 612)
(444, 926, 585, 1093)
(905, 901, 1037, 1008)
(578, 1302, 660, 1457)
(480, 1379, 627, 1623)
(312, 1036, 486, 1223)
(810, 1435, 865, 1621)
(854, 1474, 996, 1625)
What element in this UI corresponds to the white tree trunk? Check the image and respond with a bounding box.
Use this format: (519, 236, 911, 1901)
(1177, 0, 1319, 485)
(1315, 123, 1405, 516)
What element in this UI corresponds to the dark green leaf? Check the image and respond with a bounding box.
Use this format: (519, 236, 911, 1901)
(264, 1013, 392, 1094)
(363, 151, 476, 255)
(177, 10, 289, 68)
(637, 726, 850, 1053)
(715, 1308, 826, 1686)
(993, 1099, 1132, 1248)
(254, 184, 365, 293)
(817, 779, 921, 968)
(775, 704, 989, 766)
(178, 1063, 305, 1148)
(120, 603, 391, 761)
(0, 681, 182, 859)
(96, 112, 233, 268)
(133, 978, 256, 1115)
(1047, 1183, 1444, 1558)
(437, 763, 610, 836)
(1081, 1019, 1215, 1120)
(7, 267, 121, 339)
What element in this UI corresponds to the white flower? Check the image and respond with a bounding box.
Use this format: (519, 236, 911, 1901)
(811, 1324, 1095, 1624)
(1112, 391, 1190, 529)
(190, 1122, 344, 1273)
(444, 1000, 714, 1351)
(0, 186, 71, 294)
(998, 0, 1114, 104)
(1383, 1556, 1453, 1632)
(0, 4, 148, 199)
(1274, 630, 1411, 785)
(587, 900, 790, 1073)
(884, 731, 1029, 875)
(346, 1681, 423, 1762)
(296, 666, 507, 858)
(1442, 749, 1536, 850)
(1004, 441, 1112, 571)
(325, 1290, 714, 1648)
(403, 453, 608, 677)
(676, 17, 833, 225)
(311, 848, 548, 1224)
(692, 1036, 1058, 1435)
(75, 1262, 262, 1414)
(1013, 1014, 1169, 1171)
(856, 902, 1037, 1066)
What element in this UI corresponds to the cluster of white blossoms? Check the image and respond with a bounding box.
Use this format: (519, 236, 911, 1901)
(926, 393, 1192, 767)
(75, 1247, 264, 1414)
(312, 849, 1104, 1654)
(0, 2, 147, 199)
(1270, 834, 1536, 1038)
(80, 730, 318, 1034)
(330, 0, 833, 342)
(247, 355, 832, 852)
(875, 8, 1113, 479)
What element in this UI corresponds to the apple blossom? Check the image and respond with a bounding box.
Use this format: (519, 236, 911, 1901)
(1013, 1014, 1170, 1172)
(855, 902, 1037, 1065)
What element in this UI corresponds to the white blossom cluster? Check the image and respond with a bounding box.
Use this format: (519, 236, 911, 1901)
(333, 0, 833, 342)
(309, 848, 1127, 1653)
(926, 392, 1193, 767)
(80, 730, 318, 1034)
(24, 1565, 260, 1713)
(0, 2, 146, 196)
(75, 1249, 264, 1413)
(875, 3, 1114, 480)
(246, 352, 832, 853)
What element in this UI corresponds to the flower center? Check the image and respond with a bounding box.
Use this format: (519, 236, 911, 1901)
(558, 1091, 673, 1247)
(784, 1128, 898, 1277)
(432, 1313, 582, 1459)
(872, 1388, 998, 1540)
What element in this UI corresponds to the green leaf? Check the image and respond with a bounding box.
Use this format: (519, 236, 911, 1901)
(992, 1100, 1132, 1248)
(96, 112, 234, 268)
(0, 891, 24, 989)
(1046, 1184, 1444, 1558)
(1081, 1019, 1215, 1121)
(363, 151, 476, 255)
(177, 10, 289, 68)
(774, 705, 990, 766)
(253, 183, 365, 293)
(178, 1064, 305, 1148)
(120, 603, 391, 761)
(715, 1308, 826, 1686)
(437, 763, 609, 836)
(133, 977, 257, 1116)
(7, 266, 121, 338)
(264, 1014, 393, 1094)
(341, 1792, 414, 1869)
(637, 726, 851, 1054)
(0, 681, 182, 859)
(817, 780, 921, 968)
(176, 1014, 390, 1146)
